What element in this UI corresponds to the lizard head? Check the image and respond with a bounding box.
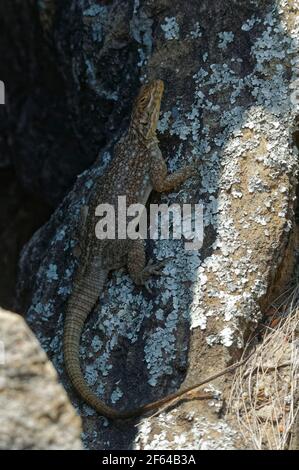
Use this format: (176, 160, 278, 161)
(130, 79, 164, 141)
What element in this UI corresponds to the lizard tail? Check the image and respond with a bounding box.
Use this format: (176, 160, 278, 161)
(64, 268, 148, 419)
(64, 267, 209, 420)
(64, 267, 120, 419)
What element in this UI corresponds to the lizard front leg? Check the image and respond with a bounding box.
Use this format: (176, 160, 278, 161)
(150, 145, 196, 192)
(127, 239, 165, 288)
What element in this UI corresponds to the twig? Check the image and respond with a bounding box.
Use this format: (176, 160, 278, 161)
(135, 347, 256, 425)
(243, 361, 291, 379)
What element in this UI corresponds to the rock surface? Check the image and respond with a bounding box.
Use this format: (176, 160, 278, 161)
(0, 168, 51, 310)
(0, 0, 141, 206)
(12, 0, 299, 450)
(0, 308, 82, 450)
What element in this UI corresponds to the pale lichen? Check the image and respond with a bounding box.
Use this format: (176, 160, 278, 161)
(161, 17, 180, 41)
(218, 31, 235, 49)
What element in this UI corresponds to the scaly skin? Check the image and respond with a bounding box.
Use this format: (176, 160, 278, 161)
(64, 80, 197, 419)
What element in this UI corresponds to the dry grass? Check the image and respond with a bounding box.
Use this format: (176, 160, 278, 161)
(227, 286, 299, 450)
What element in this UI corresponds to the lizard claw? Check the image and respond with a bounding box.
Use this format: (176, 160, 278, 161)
(144, 258, 168, 276)
(144, 282, 153, 294)
(134, 257, 172, 289)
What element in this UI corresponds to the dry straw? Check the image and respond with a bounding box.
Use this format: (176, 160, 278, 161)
(227, 286, 299, 449)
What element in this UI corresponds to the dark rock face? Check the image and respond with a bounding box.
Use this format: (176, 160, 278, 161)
(0, 1, 139, 206)
(0, 168, 51, 309)
(3, 0, 298, 450)
(0, 2, 75, 206)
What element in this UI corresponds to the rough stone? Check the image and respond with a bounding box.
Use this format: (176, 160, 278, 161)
(0, 308, 82, 450)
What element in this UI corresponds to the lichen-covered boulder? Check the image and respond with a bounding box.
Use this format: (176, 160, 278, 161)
(16, 0, 299, 450)
(0, 308, 82, 450)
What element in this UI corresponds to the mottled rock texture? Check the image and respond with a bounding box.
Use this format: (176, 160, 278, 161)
(10, 0, 299, 450)
(0, 308, 82, 450)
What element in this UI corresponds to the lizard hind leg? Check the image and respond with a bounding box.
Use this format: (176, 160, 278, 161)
(127, 239, 166, 292)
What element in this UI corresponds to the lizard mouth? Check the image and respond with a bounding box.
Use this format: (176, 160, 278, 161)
(131, 79, 165, 139)
(154, 79, 164, 106)
(155, 79, 164, 95)
(150, 80, 164, 131)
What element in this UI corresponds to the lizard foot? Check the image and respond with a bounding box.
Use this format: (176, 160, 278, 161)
(134, 257, 174, 293)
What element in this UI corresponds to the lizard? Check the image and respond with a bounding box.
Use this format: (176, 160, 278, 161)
(64, 79, 202, 420)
